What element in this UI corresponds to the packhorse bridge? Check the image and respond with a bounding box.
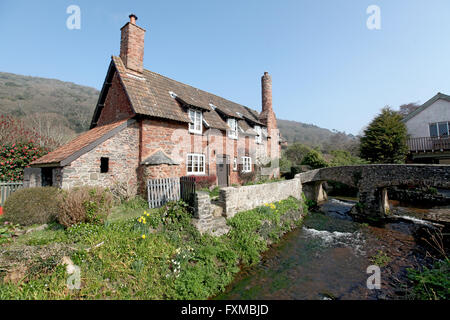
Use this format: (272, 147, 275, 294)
(296, 164, 450, 219)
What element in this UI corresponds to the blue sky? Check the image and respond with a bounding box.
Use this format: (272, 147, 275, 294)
(1, 0, 450, 135)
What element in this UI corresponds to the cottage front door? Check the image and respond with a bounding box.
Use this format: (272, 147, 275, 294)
(216, 155, 229, 187)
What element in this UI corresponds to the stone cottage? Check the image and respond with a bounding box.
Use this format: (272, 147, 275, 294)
(25, 14, 280, 196)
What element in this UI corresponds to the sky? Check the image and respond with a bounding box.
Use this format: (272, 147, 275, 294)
(1, 0, 450, 135)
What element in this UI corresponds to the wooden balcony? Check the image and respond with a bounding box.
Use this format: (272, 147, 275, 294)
(407, 136, 450, 152)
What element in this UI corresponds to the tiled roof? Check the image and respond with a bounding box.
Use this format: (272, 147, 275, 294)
(31, 119, 132, 166)
(111, 56, 264, 131)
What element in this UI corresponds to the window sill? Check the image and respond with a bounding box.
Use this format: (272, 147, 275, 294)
(186, 172, 206, 176)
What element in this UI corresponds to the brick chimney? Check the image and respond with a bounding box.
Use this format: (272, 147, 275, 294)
(259, 72, 277, 135)
(120, 14, 146, 73)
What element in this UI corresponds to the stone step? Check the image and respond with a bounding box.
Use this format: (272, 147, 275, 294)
(210, 203, 224, 218)
(209, 217, 230, 237)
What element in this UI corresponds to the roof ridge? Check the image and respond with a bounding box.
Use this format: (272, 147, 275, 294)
(403, 92, 450, 122)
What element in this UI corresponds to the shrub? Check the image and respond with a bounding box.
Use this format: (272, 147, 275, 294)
(3, 187, 61, 225)
(57, 186, 115, 228)
(0, 142, 48, 182)
(192, 175, 216, 189)
(238, 170, 256, 185)
(301, 150, 328, 169)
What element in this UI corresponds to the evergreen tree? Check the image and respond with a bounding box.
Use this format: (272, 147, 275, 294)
(360, 107, 408, 163)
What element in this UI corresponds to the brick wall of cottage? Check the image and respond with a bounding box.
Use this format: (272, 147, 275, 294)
(61, 122, 140, 193)
(139, 118, 267, 188)
(97, 72, 135, 127)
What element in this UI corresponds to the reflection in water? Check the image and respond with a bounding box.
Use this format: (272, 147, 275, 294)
(216, 198, 439, 300)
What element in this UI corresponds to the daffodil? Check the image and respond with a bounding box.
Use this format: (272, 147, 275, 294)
(141, 234, 146, 239)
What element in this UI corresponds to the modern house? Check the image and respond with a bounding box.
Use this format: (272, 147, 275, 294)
(404, 92, 450, 164)
(25, 15, 280, 196)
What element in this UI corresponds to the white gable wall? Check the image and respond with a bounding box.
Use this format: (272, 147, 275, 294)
(405, 99, 450, 138)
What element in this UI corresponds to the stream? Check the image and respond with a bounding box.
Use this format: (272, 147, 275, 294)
(215, 198, 448, 300)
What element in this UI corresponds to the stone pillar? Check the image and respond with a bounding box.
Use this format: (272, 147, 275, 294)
(302, 181, 327, 203)
(219, 187, 237, 219)
(192, 191, 213, 234)
(357, 188, 389, 219)
(380, 188, 390, 215)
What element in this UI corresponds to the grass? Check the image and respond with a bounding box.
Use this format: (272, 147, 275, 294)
(407, 258, 450, 300)
(0, 196, 305, 300)
(369, 250, 391, 267)
(242, 177, 285, 186)
(198, 186, 220, 199)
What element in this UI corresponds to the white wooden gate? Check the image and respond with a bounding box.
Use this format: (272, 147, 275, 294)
(147, 178, 180, 208)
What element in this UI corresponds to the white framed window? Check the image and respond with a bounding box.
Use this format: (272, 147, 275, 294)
(187, 153, 205, 175)
(227, 118, 238, 139)
(189, 109, 202, 134)
(233, 157, 238, 171)
(242, 156, 252, 173)
(254, 125, 262, 144)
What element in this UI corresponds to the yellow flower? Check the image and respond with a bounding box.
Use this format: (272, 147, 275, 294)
(141, 234, 146, 239)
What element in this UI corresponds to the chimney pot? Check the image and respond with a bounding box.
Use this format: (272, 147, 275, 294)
(129, 14, 138, 24)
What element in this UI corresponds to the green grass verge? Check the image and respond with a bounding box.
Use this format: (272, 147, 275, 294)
(0, 196, 305, 300)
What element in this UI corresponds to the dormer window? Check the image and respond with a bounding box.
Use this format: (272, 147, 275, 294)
(188, 109, 202, 134)
(228, 118, 238, 139)
(254, 125, 262, 144)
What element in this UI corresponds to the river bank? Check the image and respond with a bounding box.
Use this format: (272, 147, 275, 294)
(215, 198, 449, 300)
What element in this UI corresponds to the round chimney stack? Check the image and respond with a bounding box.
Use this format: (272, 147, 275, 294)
(129, 14, 138, 24)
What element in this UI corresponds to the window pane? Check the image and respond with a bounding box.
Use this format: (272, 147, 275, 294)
(430, 123, 438, 137)
(438, 122, 448, 137)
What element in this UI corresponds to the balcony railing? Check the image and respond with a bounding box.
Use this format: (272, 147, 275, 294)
(407, 136, 450, 152)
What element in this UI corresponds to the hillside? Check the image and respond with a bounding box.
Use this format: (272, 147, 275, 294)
(0, 71, 356, 151)
(0, 72, 97, 133)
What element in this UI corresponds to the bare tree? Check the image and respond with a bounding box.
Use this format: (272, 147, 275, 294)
(23, 112, 76, 149)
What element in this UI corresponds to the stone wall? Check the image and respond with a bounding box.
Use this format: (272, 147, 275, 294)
(23, 168, 41, 188)
(192, 178, 303, 235)
(61, 122, 140, 193)
(219, 178, 303, 218)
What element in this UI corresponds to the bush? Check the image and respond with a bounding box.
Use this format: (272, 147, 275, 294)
(192, 175, 216, 189)
(57, 186, 115, 228)
(3, 187, 61, 225)
(0, 142, 48, 182)
(238, 170, 256, 185)
(301, 150, 328, 169)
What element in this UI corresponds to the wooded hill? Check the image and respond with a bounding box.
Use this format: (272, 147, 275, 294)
(0, 71, 356, 151)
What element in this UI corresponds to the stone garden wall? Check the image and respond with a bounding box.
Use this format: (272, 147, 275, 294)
(218, 178, 303, 219)
(192, 178, 303, 235)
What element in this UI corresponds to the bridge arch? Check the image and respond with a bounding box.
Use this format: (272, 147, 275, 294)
(297, 164, 450, 219)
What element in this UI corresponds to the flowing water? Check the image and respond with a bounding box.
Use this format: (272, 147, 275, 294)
(215, 198, 447, 300)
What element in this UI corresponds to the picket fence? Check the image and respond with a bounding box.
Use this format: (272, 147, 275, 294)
(0, 182, 23, 207)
